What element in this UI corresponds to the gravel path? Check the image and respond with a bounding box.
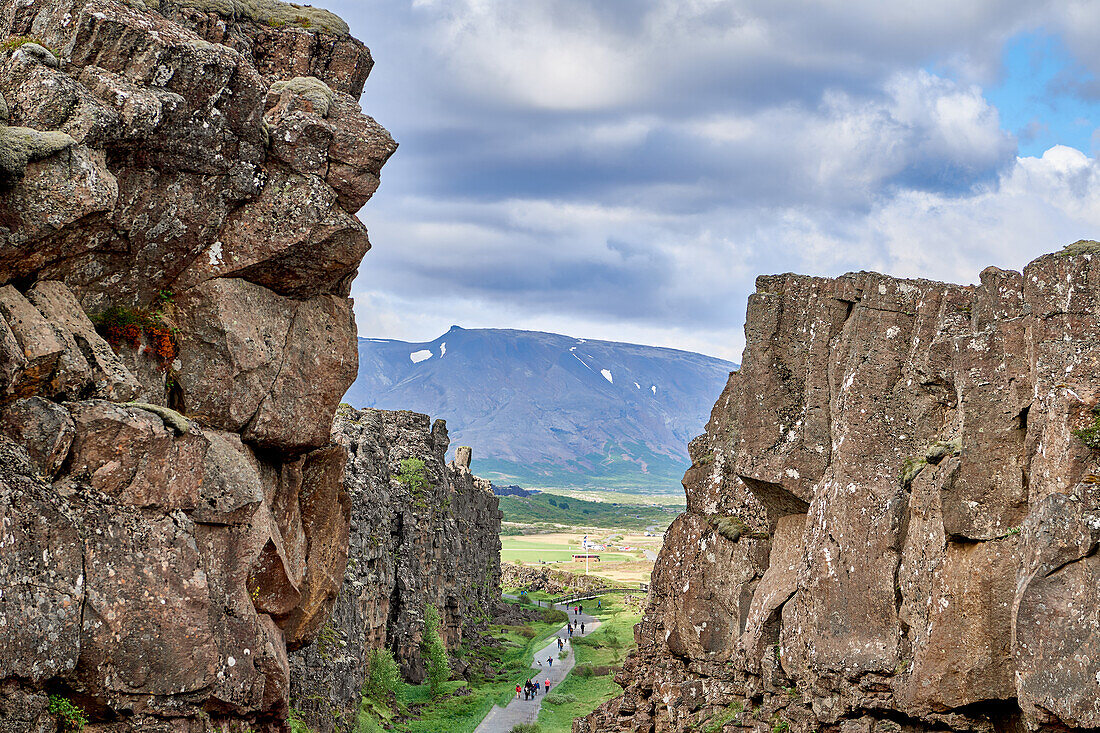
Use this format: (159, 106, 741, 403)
(474, 600, 599, 733)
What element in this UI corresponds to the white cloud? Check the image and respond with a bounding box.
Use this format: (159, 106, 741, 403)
(331, 0, 1100, 361)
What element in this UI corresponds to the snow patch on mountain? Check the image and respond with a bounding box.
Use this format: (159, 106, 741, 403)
(410, 349, 433, 363)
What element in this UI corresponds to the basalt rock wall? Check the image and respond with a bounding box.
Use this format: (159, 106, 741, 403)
(578, 244, 1100, 733)
(289, 406, 502, 732)
(0, 0, 394, 730)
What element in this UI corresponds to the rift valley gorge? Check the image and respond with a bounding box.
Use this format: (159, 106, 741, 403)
(1, 2, 1100, 733)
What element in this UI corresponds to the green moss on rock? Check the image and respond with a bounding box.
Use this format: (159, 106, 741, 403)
(707, 514, 766, 542)
(924, 437, 961, 465)
(1059, 240, 1100, 256)
(268, 75, 335, 116)
(162, 0, 350, 35)
(0, 125, 76, 179)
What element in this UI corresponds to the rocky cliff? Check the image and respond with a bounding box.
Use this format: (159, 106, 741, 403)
(0, 0, 395, 730)
(289, 406, 502, 732)
(578, 244, 1100, 733)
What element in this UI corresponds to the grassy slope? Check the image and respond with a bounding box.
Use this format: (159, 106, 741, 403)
(499, 491, 681, 531)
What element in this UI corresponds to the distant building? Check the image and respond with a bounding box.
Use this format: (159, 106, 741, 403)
(571, 553, 601, 562)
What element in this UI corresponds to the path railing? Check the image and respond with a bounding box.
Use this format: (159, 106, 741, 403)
(552, 584, 649, 604)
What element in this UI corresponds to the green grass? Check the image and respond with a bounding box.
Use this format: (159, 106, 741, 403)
(536, 595, 641, 732)
(499, 491, 681, 531)
(384, 601, 566, 733)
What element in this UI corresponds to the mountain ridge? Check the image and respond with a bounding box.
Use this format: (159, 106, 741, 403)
(344, 326, 737, 491)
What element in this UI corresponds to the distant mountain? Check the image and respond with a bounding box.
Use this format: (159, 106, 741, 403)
(343, 326, 737, 492)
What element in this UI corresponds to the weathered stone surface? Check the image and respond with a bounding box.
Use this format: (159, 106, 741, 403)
(0, 284, 64, 397)
(580, 247, 1100, 733)
(281, 444, 351, 647)
(62, 400, 206, 509)
(26, 280, 141, 401)
(0, 396, 75, 477)
(0, 438, 84, 683)
(500, 562, 612, 595)
(171, 278, 358, 452)
(289, 407, 503, 732)
(0, 0, 393, 727)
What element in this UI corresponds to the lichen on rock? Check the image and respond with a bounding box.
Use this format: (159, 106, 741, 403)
(269, 74, 336, 116)
(0, 0, 397, 728)
(0, 125, 75, 180)
(579, 248, 1100, 733)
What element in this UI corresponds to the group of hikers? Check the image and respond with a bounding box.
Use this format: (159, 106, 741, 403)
(517, 678, 550, 701)
(508, 598, 606, 706)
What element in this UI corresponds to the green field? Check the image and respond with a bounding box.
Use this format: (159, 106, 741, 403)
(499, 491, 682, 532)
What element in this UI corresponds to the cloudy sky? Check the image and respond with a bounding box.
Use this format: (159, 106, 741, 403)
(325, 0, 1100, 362)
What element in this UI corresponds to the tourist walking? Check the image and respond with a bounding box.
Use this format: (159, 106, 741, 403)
(557, 637, 563, 652)
(515, 683, 521, 699)
(580, 622, 585, 634)
(547, 655, 553, 667)
(545, 679, 550, 694)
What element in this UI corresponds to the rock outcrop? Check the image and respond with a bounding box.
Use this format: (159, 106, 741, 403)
(0, 0, 394, 730)
(501, 562, 611, 596)
(578, 243, 1100, 733)
(289, 406, 502, 732)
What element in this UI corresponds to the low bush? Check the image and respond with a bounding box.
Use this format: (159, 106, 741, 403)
(363, 648, 400, 702)
(544, 692, 577, 705)
(48, 695, 88, 732)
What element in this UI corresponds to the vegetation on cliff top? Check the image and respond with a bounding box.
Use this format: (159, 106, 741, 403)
(145, 0, 351, 35)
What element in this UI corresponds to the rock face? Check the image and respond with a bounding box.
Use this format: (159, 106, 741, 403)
(501, 562, 611, 596)
(0, 1, 394, 730)
(289, 406, 502, 732)
(578, 244, 1100, 733)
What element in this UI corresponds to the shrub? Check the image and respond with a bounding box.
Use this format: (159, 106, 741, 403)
(423, 604, 450, 698)
(48, 695, 88, 732)
(1073, 410, 1100, 450)
(92, 292, 178, 370)
(544, 692, 577, 705)
(511, 724, 541, 733)
(362, 648, 400, 702)
(541, 608, 567, 624)
(396, 458, 431, 506)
